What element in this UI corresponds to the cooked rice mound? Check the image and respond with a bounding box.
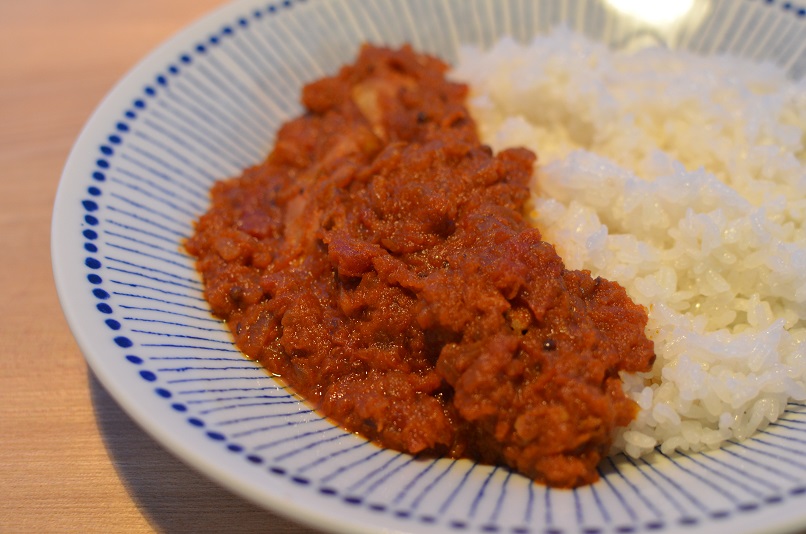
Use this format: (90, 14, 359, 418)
(452, 29, 806, 457)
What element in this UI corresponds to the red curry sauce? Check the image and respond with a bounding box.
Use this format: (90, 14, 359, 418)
(185, 45, 655, 488)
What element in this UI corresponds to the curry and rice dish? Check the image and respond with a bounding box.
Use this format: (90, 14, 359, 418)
(185, 44, 655, 488)
(187, 34, 806, 488)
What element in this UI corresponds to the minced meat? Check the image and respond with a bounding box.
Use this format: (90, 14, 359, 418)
(185, 44, 655, 488)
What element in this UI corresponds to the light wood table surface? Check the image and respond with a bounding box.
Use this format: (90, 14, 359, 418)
(0, 1, 319, 532)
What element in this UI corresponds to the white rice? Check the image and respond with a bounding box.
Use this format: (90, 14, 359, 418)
(451, 29, 806, 457)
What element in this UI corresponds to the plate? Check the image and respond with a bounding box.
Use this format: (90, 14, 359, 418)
(52, 1, 806, 533)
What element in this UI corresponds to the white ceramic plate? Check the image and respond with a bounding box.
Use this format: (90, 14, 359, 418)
(52, 1, 806, 533)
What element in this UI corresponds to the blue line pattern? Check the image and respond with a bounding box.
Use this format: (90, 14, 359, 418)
(67, 0, 806, 532)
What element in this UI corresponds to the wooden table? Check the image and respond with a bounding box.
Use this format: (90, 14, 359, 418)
(0, 1, 319, 531)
